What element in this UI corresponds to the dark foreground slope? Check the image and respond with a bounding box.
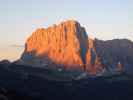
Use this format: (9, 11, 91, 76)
(0, 63, 133, 100)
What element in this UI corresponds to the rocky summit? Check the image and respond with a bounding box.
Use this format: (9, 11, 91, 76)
(21, 20, 87, 70)
(20, 20, 133, 76)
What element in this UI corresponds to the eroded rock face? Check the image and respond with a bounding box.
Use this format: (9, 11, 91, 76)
(85, 38, 105, 75)
(95, 39, 133, 75)
(21, 20, 89, 71)
(20, 20, 133, 75)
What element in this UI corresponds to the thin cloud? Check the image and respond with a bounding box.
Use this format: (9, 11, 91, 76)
(10, 44, 24, 48)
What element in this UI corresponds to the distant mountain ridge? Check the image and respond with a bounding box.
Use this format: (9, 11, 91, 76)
(19, 20, 133, 76)
(95, 39, 133, 75)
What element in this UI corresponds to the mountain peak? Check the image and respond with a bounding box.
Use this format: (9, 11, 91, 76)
(20, 20, 133, 76)
(60, 19, 80, 25)
(21, 20, 89, 71)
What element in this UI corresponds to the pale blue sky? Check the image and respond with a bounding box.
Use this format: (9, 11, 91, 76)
(0, 0, 133, 60)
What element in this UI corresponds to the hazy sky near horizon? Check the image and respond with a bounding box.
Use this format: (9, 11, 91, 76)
(0, 0, 133, 61)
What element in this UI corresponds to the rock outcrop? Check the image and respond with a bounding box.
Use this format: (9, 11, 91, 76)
(20, 20, 133, 76)
(21, 20, 89, 71)
(95, 39, 133, 75)
(85, 38, 104, 75)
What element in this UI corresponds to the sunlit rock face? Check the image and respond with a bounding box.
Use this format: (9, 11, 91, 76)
(21, 20, 89, 71)
(20, 20, 133, 75)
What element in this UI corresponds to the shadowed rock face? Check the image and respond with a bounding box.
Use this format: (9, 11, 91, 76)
(95, 39, 133, 75)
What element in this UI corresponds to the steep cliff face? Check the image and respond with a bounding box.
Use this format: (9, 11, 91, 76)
(95, 39, 133, 75)
(20, 20, 133, 76)
(85, 38, 104, 75)
(21, 20, 89, 71)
